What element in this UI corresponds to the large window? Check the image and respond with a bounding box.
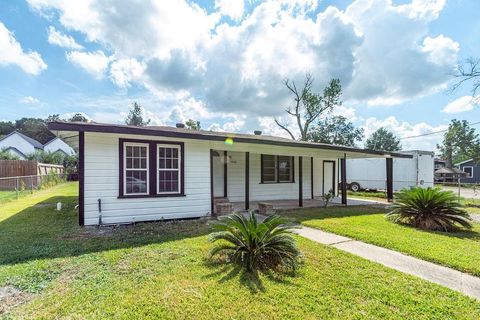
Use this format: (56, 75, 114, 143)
(157, 145, 181, 194)
(124, 143, 149, 195)
(261, 155, 294, 183)
(119, 139, 184, 198)
(463, 166, 473, 178)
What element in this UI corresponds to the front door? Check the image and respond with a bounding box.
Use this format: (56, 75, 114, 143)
(212, 152, 225, 197)
(322, 161, 335, 196)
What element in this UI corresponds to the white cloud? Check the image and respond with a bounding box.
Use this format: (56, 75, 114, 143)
(363, 116, 448, 151)
(215, 0, 244, 21)
(0, 22, 47, 75)
(47, 26, 83, 49)
(109, 58, 145, 88)
(27, 0, 459, 129)
(66, 50, 111, 78)
(442, 96, 479, 114)
(19, 96, 40, 104)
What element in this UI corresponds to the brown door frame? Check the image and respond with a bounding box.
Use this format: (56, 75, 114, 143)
(322, 160, 336, 196)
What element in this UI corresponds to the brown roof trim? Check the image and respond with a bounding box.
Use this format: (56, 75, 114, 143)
(48, 121, 413, 158)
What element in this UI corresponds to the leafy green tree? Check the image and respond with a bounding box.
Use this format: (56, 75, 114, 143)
(68, 113, 89, 122)
(437, 119, 480, 167)
(365, 127, 401, 151)
(46, 114, 62, 122)
(125, 102, 151, 126)
(15, 118, 55, 144)
(0, 121, 15, 137)
(0, 148, 20, 160)
(185, 119, 201, 130)
(307, 116, 364, 147)
(275, 73, 342, 141)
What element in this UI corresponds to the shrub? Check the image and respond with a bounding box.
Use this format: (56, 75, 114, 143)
(209, 211, 302, 272)
(386, 187, 472, 232)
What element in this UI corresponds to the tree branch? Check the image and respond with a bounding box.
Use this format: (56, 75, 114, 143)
(274, 119, 296, 140)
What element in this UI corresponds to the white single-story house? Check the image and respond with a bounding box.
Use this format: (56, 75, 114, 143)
(0, 131, 75, 159)
(48, 121, 411, 226)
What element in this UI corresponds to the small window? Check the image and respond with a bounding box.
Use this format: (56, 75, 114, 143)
(262, 155, 276, 182)
(157, 145, 181, 194)
(261, 155, 294, 183)
(124, 143, 149, 195)
(463, 166, 473, 178)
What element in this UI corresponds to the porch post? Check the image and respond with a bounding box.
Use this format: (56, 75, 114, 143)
(210, 149, 214, 215)
(341, 153, 347, 205)
(245, 152, 249, 210)
(311, 157, 314, 199)
(386, 157, 393, 202)
(299, 156, 303, 207)
(223, 151, 228, 198)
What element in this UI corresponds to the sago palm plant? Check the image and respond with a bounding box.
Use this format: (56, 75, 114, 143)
(209, 211, 301, 272)
(386, 187, 472, 232)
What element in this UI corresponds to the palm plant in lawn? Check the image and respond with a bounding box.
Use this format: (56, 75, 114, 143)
(386, 187, 472, 232)
(209, 211, 301, 272)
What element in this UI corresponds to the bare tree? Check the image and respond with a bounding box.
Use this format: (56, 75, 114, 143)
(275, 73, 342, 141)
(452, 58, 480, 97)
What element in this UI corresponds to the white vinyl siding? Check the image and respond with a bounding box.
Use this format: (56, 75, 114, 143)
(83, 133, 210, 225)
(83, 132, 345, 225)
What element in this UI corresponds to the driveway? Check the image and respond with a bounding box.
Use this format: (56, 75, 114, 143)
(441, 186, 480, 199)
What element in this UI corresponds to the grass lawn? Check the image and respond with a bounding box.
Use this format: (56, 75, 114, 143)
(1, 183, 480, 319)
(281, 205, 480, 277)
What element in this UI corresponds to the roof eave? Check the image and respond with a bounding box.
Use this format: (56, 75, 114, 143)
(48, 122, 413, 159)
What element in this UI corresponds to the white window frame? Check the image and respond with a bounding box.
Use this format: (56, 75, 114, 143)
(124, 142, 149, 195)
(157, 144, 182, 195)
(463, 166, 474, 178)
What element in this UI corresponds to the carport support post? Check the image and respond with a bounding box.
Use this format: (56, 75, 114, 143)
(299, 156, 303, 207)
(386, 157, 394, 202)
(245, 152, 249, 211)
(341, 154, 347, 205)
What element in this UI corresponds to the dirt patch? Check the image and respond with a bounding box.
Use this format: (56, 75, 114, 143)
(0, 286, 33, 315)
(59, 226, 116, 240)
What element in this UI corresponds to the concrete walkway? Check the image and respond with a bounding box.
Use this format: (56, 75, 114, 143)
(295, 226, 480, 300)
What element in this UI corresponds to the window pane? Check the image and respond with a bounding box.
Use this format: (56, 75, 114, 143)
(126, 146, 133, 157)
(125, 169, 147, 194)
(278, 156, 293, 182)
(158, 169, 179, 192)
(173, 148, 178, 158)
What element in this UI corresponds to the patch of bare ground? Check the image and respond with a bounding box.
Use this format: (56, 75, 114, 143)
(0, 286, 33, 315)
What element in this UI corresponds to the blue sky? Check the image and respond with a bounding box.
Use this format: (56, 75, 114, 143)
(0, 0, 479, 151)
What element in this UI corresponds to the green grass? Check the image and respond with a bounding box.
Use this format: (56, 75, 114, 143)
(281, 205, 480, 277)
(1, 184, 480, 319)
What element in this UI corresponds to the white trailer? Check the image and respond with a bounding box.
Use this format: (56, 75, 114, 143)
(346, 150, 434, 192)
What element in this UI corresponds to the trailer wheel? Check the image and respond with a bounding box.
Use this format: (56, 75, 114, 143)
(349, 182, 361, 192)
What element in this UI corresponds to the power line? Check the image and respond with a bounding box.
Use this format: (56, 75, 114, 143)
(400, 121, 480, 140)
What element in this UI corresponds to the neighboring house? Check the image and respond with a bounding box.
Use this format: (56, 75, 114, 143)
(0, 131, 44, 159)
(456, 159, 480, 184)
(0, 131, 75, 159)
(43, 137, 75, 156)
(48, 121, 411, 226)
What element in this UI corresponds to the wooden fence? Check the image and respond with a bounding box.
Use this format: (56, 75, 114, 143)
(0, 160, 64, 190)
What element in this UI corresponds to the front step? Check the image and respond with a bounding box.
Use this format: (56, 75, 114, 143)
(213, 197, 232, 216)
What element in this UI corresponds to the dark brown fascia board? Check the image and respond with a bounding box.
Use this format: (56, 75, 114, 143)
(48, 122, 413, 159)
